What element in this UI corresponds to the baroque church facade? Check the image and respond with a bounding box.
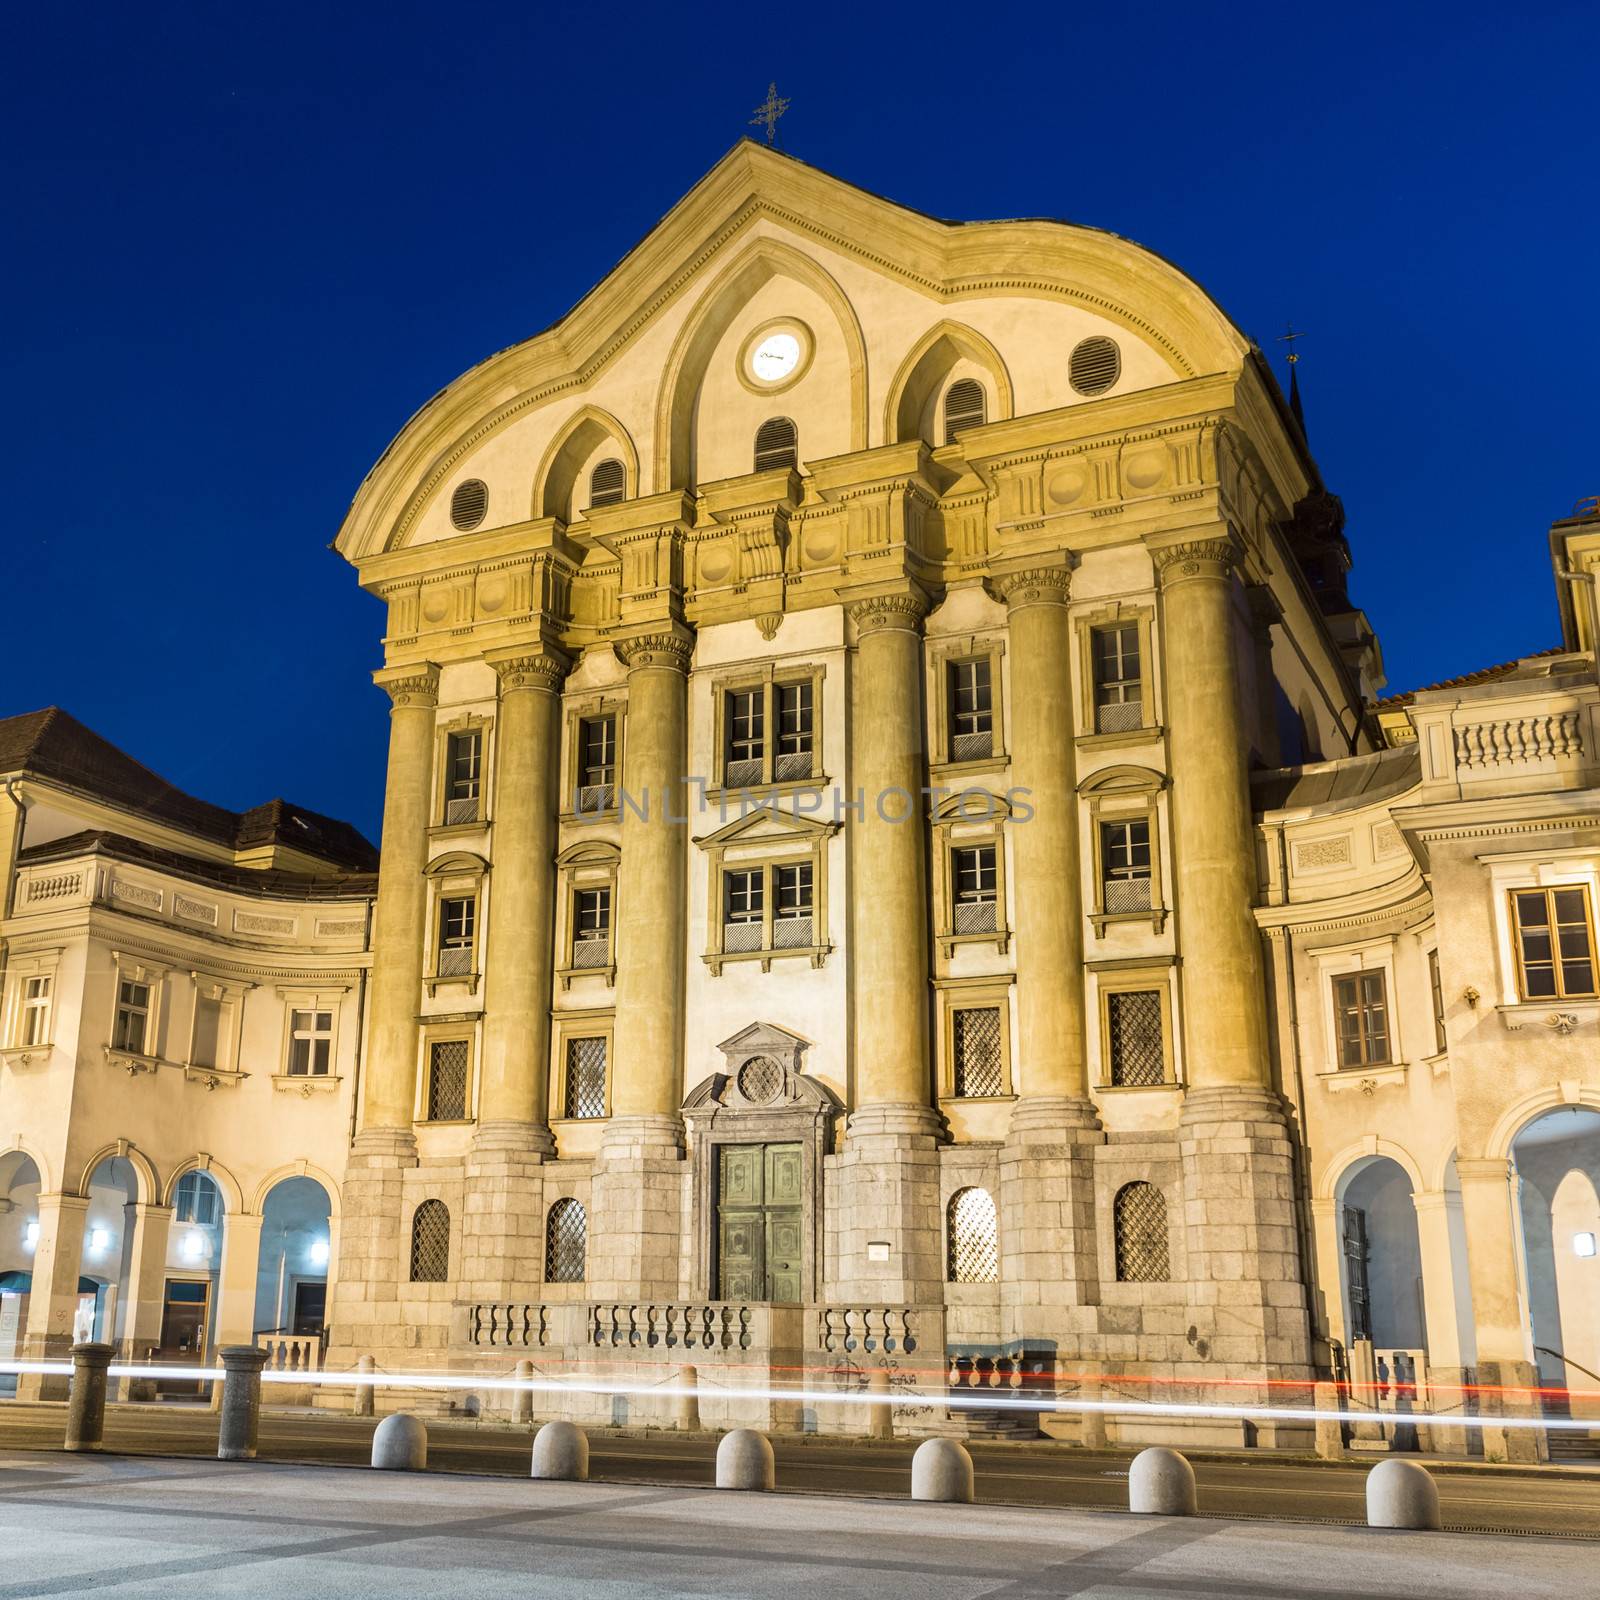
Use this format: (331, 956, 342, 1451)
(4, 145, 1597, 1451)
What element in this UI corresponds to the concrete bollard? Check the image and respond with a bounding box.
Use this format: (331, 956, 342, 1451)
(867, 1367, 893, 1440)
(673, 1364, 700, 1431)
(1128, 1447, 1197, 1516)
(1314, 1381, 1345, 1460)
(1365, 1458, 1441, 1530)
(371, 1412, 429, 1471)
(354, 1354, 375, 1417)
(911, 1438, 975, 1503)
(716, 1428, 775, 1491)
(64, 1343, 116, 1453)
(532, 1420, 589, 1481)
(512, 1359, 533, 1426)
(217, 1346, 270, 1462)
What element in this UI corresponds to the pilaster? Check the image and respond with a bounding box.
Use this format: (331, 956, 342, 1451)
(18, 1192, 89, 1399)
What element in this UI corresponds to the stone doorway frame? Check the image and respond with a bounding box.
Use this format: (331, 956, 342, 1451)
(682, 1023, 839, 1304)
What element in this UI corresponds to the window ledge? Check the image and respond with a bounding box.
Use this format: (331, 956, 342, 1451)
(415, 1118, 475, 1128)
(1090, 908, 1168, 937)
(428, 818, 490, 840)
(0, 1043, 52, 1070)
(940, 1092, 1017, 1104)
(1496, 1001, 1598, 1035)
(183, 1065, 249, 1091)
(1317, 1062, 1408, 1094)
(1077, 725, 1164, 751)
(701, 774, 831, 804)
(103, 1045, 171, 1076)
(561, 807, 619, 824)
(272, 1071, 343, 1097)
(937, 929, 1012, 958)
(928, 756, 1008, 781)
(704, 944, 832, 977)
(1419, 1050, 1451, 1077)
(558, 963, 616, 991)
(1094, 1081, 1180, 1093)
(425, 971, 481, 996)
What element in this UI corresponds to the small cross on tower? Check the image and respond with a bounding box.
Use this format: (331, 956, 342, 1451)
(750, 82, 790, 145)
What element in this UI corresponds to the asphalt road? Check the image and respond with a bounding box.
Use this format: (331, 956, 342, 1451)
(0, 1402, 1594, 1539)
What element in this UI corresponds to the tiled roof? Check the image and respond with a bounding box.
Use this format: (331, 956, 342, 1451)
(1372, 647, 1566, 709)
(0, 707, 377, 873)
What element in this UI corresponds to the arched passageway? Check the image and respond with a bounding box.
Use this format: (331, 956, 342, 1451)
(255, 1177, 332, 1341)
(1337, 1157, 1426, 1352)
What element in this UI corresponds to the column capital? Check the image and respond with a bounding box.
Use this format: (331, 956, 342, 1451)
(1149, 534, 1240, 587)
(485, 644, 570, 693)
(845, 587, 930, 637)
(988, 563, 1072, 611)
(374, 662, 440, 710)
(1454, 1156, 1515, 1185)
(614, 628, 694, 674)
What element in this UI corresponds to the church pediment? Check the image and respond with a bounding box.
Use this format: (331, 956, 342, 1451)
(693, 804, 840, 850)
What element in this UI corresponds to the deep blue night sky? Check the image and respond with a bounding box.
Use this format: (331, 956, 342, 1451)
(6, 3, 1596, 843)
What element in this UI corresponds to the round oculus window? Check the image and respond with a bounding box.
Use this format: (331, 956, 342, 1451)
(748, 331, 802, 383)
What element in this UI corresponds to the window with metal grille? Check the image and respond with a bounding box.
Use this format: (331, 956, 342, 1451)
(576, 715, 616, 812)
(564, 1036, 607, 1119)
(588, 457, 625, 509)
(774, 680, 813, 779)
(20, 975, 51, 1048)
(1092, 624, 1142, 733)
(1332, 972, 1390, 1068)
(426, 1039, 469, 1121)
(774, 861, 813, 948)
(724, 688, 765, 787)
(174, 1170, 220, 1227)
(409, 1199, 450, 1283)
(947, 658, 994, 761)
(437, 897, 476, 978)
(1107, 990, 1164, 1087)
(1114, 1182, 1169, 1282)
(952, 845, 998, 934)
(724, 868, 765, 953)
(545, 1198, 587, 1283)
(444, 730, 481, 824)
(943, 378, 986, 444)
(1100, 820, 1151, 913)
(952, 1007, 1004, 1097)
(112, 979, 151, 1054)
(1511, 886, 1597, 1000)
(572, 887, 611, 968)
(1428, 948, 1447, 1054)
(946, 1187, 999, 1283)
(1069, 337, 1121, 397)
(450, 479, 488, 530)
(754, 416, 798, 472)
(287, 1008, 334, 1076)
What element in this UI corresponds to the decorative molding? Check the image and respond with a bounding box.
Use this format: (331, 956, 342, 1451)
(846, 591, 928, 635)
(1292, 835, 1353, 872)
(614, 631, 694, 673)
(1149, 536, 1237, 585)
(234, 910, 297, 936)
(989, 566, 1072, 609)
(173, 894, 219, 926)
(375, 664, 441, 709)
(488, 648, 570, 692)
(756, 612, 783, 641)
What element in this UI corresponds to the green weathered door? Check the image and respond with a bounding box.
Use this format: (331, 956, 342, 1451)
(717, 1142, 803, 1303)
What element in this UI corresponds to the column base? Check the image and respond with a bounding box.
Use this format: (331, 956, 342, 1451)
(348, 1125, 420, 1165)
(844, 1102, 944, 1143)
(589, 1116, 687, 1300)
(999, 1098, 1103, 1322)
(832, 1104, 944, 1303)
(599, 1114, 685, 1159)
(1005, 1095, 1102, 1143)
(328, 1125, 419, 1366)
(471, 1119, 556, 1160)
(462, 1127, 553, 1298)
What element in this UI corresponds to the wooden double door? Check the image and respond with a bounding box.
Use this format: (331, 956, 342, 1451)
(716, 1142, 803, 1304)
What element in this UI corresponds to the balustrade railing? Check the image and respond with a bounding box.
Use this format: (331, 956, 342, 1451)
(254, 1332, 323, 1372)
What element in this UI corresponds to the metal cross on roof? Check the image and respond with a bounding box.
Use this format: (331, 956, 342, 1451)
(750, 83, 790, 145)
(1278, 322, 1308, 365)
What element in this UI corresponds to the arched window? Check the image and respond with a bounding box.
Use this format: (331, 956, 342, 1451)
(545, 1198, 587, 1283)
(409, 1200, 450, 1283)
(1113, 1182, 1169, 1282)
(946, 1186, 998, 1284)
(588, 458, 626, 509)
(942, 378, 986, 444)
(173, 1170, 221, 1226)
(754, 417, 798, 473)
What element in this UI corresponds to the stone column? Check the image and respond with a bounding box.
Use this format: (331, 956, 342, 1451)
(589, 630, 694, 1300)
(18, 1192, 89, 1400)
(330, 663, 435, 1367)
(214, 1210, 264, 1350)
(1456, 1156, 1546, 1462)
(1412, 1188, 1474, 1454)
(1152, 535, 1310, 1380)
(991, 565, 1102, 1326)
(117, 1202, 172, 1399)
(461, 647, 568, 1298)
(834, 590, 942, 1305)
(217, 1345, 270, 1461)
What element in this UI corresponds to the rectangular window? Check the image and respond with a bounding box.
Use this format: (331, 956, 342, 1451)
(774, 862, 814, 948)
(723, 867, 765, 952)
(947, 658, 994, 762)
(1512, 886, 1598, 1000)
(1333, 971, 1391, 1068)
(1107, 990, 1165, 1087)
(444, 730, 481, 824)
(438, 896, 476, 977)
(112, 979, 152, 1055)
(1100, 819, 1152, 913)
(952, 1006, 1004, 1097)
(20, 976, 52, 1048)
(725, 689, 766, 787)
(577, 716, 616, 811)
(426, 1039, 469, 1121)
(564, 1036, 607, 1119)
(1428, 948, 1447, 1054)
(774, 681, 814, 780)
(287, 1009, 334, 1076)
(1092, 623, 1142, 733)
(952, 845, 998, 933)
(191, 995, 223, 1071)
(174, 1171, 218, 1226)
(572, 887, 611, 968)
